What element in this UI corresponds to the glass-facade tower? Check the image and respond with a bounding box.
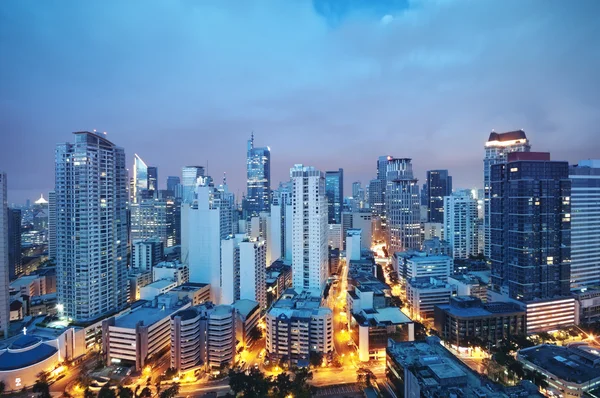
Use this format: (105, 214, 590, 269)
(325, 169, 344, 224)
(246, 134, 271, 217)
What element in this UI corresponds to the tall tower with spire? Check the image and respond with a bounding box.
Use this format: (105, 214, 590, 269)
(245, 133, 271, 218)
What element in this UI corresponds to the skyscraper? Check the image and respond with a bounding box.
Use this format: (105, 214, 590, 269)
(147, 166, 158, 193)
(7, 208, 22, 280)
(55, 132, 128, 322)
(167, 176, 180, 198)
(130, 198, 174, 246)
(291, 165, 328, 295)
(386, 158, 421, 254)
(246, 133, 271, 217)
(132, 153, 148, 203)
(181, 166, 205, 204)
(0, 172, 9, 338)
(490, 152, 570, 301)
(443, 190, 479, 259)
(569, 160, 600, 289)
(483, 130, 531, 257)
(48, 190, 56, 260)
(426, 170, 452, 223)
(271, 181, 293, 263)
(325, 169, 344, 224)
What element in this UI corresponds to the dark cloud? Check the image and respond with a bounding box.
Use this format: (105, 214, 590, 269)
(1, 0, 599, 203)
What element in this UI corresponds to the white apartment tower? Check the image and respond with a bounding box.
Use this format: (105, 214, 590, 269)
(0, 172, 9, 337)
(55, 132, 128, 321)
(483, 130, 531, 257)
(443, 189, 480, 259)
(290, 165, 329, 296)
(386, 158, 421, 254)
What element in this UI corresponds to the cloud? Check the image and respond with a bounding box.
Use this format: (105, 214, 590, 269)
(0, 0, 599, 203)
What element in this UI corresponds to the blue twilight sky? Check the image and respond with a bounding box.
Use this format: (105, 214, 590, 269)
(1, 0, 599, 204)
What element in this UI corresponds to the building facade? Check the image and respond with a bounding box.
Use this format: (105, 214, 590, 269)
(290, 165, 329, 296)
(483, 130, 531, 257)
(7, 208, 22, 280)
(132, 238, 163, 271)
(55, 132, 128, 322)
(426, 170, 452, 223)
(443, 189, 479, 259)
(0, 172, 8, 338)
(181, 166, 205, 204)
(246, 134, 271, 217)
(325, 169, 344, 224)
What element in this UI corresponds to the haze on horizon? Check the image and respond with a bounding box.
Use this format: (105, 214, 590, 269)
(1, 0, 599, 204)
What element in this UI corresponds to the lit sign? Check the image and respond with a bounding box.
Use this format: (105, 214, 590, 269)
(15, 378, 21, 387)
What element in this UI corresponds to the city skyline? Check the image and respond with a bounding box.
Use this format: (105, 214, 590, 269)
(2, 1, 599, 203)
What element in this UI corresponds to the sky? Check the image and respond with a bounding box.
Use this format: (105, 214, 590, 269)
(1, 0, 599, 204)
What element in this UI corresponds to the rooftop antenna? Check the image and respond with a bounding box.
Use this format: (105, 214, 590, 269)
(223, 172, 227, 186)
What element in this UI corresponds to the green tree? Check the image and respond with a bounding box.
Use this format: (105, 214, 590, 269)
(228, 369, 247, 397)
(309, 351, 324, 368)
(98, 384, 116, 398)
(271, 373, 293, 398)
(357, 367, 376, 388)
(134, 385, 141, 398)
(32, 372, 51, 398)
(117, 385, 134, 398)
(159, 383, 180, 398)
(290, 367, 314, 398)
(248, 326, 262, 342)
(84, 388, 97, 398)
(0, 380, 5, 395)
(164, 367, 178, 379)
(139, 387, 152, 398)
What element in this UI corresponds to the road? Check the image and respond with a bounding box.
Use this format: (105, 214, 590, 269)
(50, 352, 100, 394)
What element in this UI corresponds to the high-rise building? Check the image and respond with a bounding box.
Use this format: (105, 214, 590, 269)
(386, 158, 421, 254)
(147, 166, 158, 194)
(483, 130, 531, 257)
(569, 160, 600, 289)
(246, 134, 271, 217)
(426, 170, 452, 223)
(7, 208, 22, 280)
(271, 182, 293, 264)
(132, 238, 164, 271)
(325, 169, 344, 224)
(166, 176, 180, 198)
(490, 152, 571, 301)
(132, 154, 148, 203)
(181, 166, 205, 204)
(0, 172, 9, 338)
(290, 165, 329, 296)
(221, 234, 267, 308)
(130, 198, 175, 247)
(443, 190, 479, 259)
(55, 131, 128, 322)
(48, 190, 56, 260)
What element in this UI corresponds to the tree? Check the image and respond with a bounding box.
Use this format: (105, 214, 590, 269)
(159, 384, 180, 398)
(98, 384, 117, 398)
(84, 388, 97, 398)
(228, 369, 247, 397)
(357, 367, 376, 388)
(164, 367, 178, 379)
(290, 367, 314, 398)
(134, 385, 141, 398)
(139, 387, 152, 398)
(33, 372, 51, 398)
(77, 369, 93, 389)
(154, 378, 163, 397)
(0, 380, 5, 395)
(61, 391, 73, 398)
(271, 373, 293, 398)
(309, 351, 324, 368)
(117, 385, 134, 398)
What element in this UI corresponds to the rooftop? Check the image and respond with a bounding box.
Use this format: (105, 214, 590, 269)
(487, 129, 527, 142)
(232, 299, 259, 317)
(114, 302, 185, 329)
(144, 280, 177, 290)
(518, 344, 600, 385)
(372, 307, 412, 325)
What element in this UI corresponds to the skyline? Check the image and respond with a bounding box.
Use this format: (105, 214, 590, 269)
(2, 0, 600, 203)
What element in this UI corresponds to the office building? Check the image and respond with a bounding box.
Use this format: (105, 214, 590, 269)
(518, 344, 600, 398)
(573, 287, 600, 324)
(327, 223, 342, 250)
(290, 165, 329, 296)
(490, 152, 571, 302)
(147, 166, 158, 193)
(447, 274, 488, 301)
(7, 208, 22, 280)
(181, 166, 205, 204)
(131, 154, 148, 203)
(140, 280, 177, 300)
(55, 131, 128, 322)
(232, 299, 261, 347)
(406, 278, 456, 321)
(102, 294, 191, 371)
(128, 270, 153, 301)
(523, 298, 575, 334)
(325, 169, 344, 224)
(170, 282, 211, 306)
(393, 250, 452, 286)
(130, 198, 174, 246)
(386, 158, 421, 254)
(341, 211, 373, 250)
(266, 290, 334, 366)
(421, 237, 452, 257)
(422, 222, 443, 241)
(346, 229, 362, 263)
(569, 160, 600, 288)
(132, 238, 163, 271)
(245, 134, 271, 217)
(153, 261, 189, 286)
(443, 190, 479, 259)
(426, 170, 452, 223)
(368, 178, 385, 220)
(166, 176, 180, 198)
(170, 302, 236, 372)
(266, 261, 292, 307)
(0, 172, 8, 338)
(434, 296, 526, 347)
(483, 130, 531, 257)
(271, 182, 293, 263)
(221, 234, 267, 308)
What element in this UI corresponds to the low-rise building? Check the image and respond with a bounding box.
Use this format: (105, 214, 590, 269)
(265, 261, 292, 307)
(406, 278, 456, 322)
(266, 290, 333, 366)
(10, 275, 47, 299)
(517, 344, 600, 398)
(232, 299, 261, 347)
(524, 297, 576, 334)
(140, 279, 177, 301)
(170, 282, 210, 306)
(448, 274, 488, 302)
(393, 250, 453, 288)
(128, 270, 153, 301)
(132, 238, 163, 271)
(102, 294, 191, 370)
(153, 261, 189, 286)
(434, 296, 526, 348)
(572, 286, 600, 324)
(170, 302, 236, 374)
(28, 293, 58, 317)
